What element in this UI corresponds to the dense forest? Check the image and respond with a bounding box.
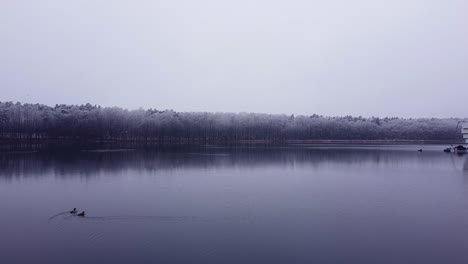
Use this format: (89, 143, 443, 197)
(0, 102, 464, 142)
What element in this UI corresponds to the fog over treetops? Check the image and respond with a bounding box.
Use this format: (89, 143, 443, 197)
(0, 102, 464, 142)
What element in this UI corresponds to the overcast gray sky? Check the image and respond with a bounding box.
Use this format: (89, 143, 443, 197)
(1, 0, 467, 118)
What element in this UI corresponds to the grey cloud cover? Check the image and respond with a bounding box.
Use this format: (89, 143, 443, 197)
(1, 0, 467, 117)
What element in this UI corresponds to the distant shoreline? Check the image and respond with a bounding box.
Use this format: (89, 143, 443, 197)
(1, 103, 464, 146)
(0, 138, 462, 145)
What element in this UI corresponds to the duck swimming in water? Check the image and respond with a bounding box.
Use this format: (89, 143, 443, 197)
(70, 208, 77, 214)
(77, 211, 85, 217)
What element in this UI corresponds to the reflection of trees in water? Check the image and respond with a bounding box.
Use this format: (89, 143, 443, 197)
(0, 145, 460, 180)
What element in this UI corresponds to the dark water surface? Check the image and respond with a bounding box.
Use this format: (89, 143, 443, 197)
(1, 144, 468, 264)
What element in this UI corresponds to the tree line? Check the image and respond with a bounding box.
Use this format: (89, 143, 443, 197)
(0, 102, 464, 142)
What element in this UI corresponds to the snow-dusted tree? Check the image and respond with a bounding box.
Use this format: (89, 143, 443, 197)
(0, 102, 463, 142)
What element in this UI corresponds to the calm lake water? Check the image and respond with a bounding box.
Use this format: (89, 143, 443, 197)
(1, 144, 468, 264)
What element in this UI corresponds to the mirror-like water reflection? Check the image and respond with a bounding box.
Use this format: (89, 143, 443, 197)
(0, 144, 467, 264)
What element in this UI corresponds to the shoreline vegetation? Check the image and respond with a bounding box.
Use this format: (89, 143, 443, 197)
(0, 138, 461, 145)
(0, 102, 465, 144)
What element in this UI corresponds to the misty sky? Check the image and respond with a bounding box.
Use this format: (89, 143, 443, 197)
(1, 0, 467, 118)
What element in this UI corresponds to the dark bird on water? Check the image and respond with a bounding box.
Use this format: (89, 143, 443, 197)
(70, 208, 77, 214)
(77, 211, 85, 217)
(418, 149, 423, 152)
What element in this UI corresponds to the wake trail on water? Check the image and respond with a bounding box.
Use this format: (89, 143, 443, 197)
(48, 211, 263, 224)
(47, 211, 70, 223)
(78, 215, 197, 222)
(48, 212, 199, 224)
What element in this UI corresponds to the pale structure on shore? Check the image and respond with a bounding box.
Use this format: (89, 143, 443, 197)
(463, 125, 468, 143)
